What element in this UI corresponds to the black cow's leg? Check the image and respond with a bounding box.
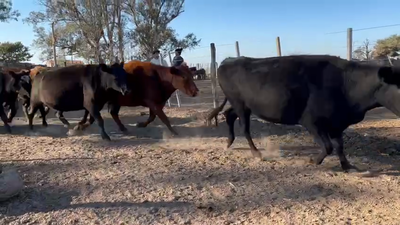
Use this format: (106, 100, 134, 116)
(55, 111, 70, 128)
(73, 110, 90, 131)
(330, 133, 359, 172)
(39, 106, 50, 119)
(146, 102, 178, 135)
(86, 103, 110, 141)
(74, 111, 96, 131)
(22, 104, 29, 122)
(308, 130, 333, 166)
(224, 107, 238, 148)
(109, 104, 128, 133)
(45, 106, 50, 117)
(0, 103, 11, 133)
(38, 105, 48, 127)
(89, 113, 95, 124)
(137, 109, 156, 128)
(27, 104, 40, 130)
(6, 100, 18, 123)
(236, 106, 262, 158)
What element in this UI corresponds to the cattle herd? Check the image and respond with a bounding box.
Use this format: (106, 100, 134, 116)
(1, 55, 400, 174)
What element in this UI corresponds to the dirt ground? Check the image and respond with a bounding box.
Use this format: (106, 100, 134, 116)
(2, 105, 400, 224)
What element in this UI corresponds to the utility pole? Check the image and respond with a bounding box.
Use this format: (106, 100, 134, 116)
(347, 28, 353, 61)
(51, 21, 58, 67)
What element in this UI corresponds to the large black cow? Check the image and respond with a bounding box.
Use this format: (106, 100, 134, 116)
(27, 62, 128, 140)
(0, 70, 29, 133)
(206, 55, 400, 172)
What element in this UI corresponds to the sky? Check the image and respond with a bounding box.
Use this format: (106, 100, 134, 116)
(1, 0, 400, 65)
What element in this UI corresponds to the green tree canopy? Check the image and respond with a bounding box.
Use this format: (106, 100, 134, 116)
(374, 34, 400, 58)
(0, 0, 20, 22)
(0, 42, 33, 62)
(24, 0, 201, 63)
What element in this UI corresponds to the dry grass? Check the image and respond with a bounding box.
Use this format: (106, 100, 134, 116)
(1, 106, 400, 224)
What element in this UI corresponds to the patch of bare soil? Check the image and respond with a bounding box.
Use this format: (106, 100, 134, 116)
(1, 107, 400, 224)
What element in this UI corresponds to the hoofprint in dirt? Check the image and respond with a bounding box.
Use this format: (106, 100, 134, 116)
(1, 107, 400, 224)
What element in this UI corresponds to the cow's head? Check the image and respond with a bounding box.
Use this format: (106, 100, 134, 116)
(7, 70, 30, 93)
(168, 63, 199, 97)
(99, 62, 129, 95)
(372, 66, 400, 116)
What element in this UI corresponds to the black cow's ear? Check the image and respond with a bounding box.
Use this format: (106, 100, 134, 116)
(99, 63, 110, 73)
(9, 71, 18, 79)
(378, 66, 397, 84)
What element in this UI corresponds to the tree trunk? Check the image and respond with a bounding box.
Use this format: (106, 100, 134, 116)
(117, 25, 124, 62)
(116, 0, 124, 62)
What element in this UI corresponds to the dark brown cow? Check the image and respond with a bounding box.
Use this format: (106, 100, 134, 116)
(189, 67, 207, 80)
(77, 60, 199, 135)
(0, 70, 29, 132)
(2, 68, 31, 123)
(28, 63, 128, 140)
(4, 66, 52, 123)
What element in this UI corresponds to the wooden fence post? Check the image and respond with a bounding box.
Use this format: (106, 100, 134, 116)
(276, 37, 282, 56)
(347, 28, 353, 61)
(210, 43, 218, 108)
(235, 41, 240, 57)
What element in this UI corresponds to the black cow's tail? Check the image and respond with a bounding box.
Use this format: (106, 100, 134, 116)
(206, 97, 228, 126)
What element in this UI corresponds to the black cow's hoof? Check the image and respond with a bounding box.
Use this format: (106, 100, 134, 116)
(170, 130, 179, 137)
(101, 134, 111, 141)
(42, 122, 48, 127)
(342, 163, 360, 173)
(72, 125, 81, 131)
(136, 122, 147, 128)
(226, 140, 234, 149)
(4, 125, 11, 134)
(121, 129, 129, 135)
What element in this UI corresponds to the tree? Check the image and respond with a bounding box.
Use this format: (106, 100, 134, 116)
(352, 39, 373, 61)
(25, 0, 200, 63)
(0, 42, 33, 62)
(115, 0, 127, 61)
(24, 1, 89, 63)
(373, 34, 400, 58)
(0, 0, 20, 22)
(124, 0, 201, 60)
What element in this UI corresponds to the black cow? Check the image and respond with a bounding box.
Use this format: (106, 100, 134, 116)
(0, 70, 28, 133)
(189, 67, 206, 80)
(206, 55, 400, 172)
(27, 62, 128, 140)
(5, 72, 34, 122)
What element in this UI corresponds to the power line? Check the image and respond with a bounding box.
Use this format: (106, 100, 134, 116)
(190, 43, 234, 50)
(325, 23, 400, 35)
